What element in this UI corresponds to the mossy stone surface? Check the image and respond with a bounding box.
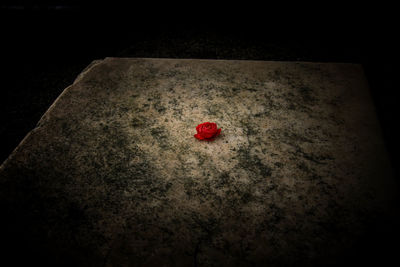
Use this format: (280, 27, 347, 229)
(0, 58, 396, 266)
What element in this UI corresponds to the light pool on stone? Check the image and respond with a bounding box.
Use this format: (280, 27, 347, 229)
(0, 58, 396, 266)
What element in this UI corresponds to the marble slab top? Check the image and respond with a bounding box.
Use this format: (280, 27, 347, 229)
(0, 58, 396, 266)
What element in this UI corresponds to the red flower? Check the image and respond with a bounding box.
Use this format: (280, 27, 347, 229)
(194, 122, 221, 141)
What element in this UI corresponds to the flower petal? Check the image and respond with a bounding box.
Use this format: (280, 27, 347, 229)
(194, 133, 205, 140)
(205, 131, 216, 138)
(194, 122, 221, 141)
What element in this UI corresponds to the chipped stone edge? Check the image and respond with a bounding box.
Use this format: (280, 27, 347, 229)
(0, 59, 105, 171)
(73, 59, 104, 84)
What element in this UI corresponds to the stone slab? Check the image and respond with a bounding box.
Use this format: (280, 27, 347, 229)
(0, 58, 397, 266)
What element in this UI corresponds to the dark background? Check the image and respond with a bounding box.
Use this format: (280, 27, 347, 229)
(1, 2, 399, 266)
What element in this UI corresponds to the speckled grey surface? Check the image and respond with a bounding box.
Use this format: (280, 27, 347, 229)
(0, 58, 396, 266)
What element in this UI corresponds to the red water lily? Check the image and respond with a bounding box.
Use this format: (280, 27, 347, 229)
(194, 122, 221, 141)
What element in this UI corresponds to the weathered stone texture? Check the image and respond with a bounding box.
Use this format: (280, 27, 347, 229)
(0, 58, 396, 266)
